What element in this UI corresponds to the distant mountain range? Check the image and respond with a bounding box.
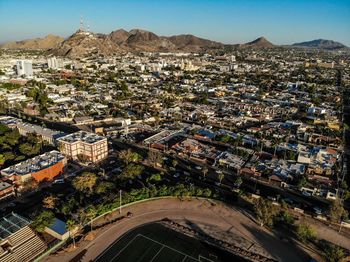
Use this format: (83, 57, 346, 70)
(1, 34, 64, 50)
(292, 39, 348, 50)
(1, 28, 348, 57)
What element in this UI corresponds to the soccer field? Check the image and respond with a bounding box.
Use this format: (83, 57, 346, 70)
(95, 223, 245, 262)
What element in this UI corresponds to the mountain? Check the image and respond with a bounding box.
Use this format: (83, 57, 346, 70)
(51, 28, 224, 57)
(2, 29, 279, 57)
(51, 30, 119, 58)
(168, 34, 223, 51)
(1, 34, 64, 50)
(107, 29, 130, 44)
(240, 37, 275, 48)
(124, 29, 176, 51)
(292, 39, 348, 50)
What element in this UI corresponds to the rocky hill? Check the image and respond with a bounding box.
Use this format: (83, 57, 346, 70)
(239, 37, 275, 48)
(49, 28, 224, 57)
(52, 30, 119, 58)
(1, 34, 64, 50)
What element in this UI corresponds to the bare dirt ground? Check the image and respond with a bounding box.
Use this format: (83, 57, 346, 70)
(43, 198, 324, 262)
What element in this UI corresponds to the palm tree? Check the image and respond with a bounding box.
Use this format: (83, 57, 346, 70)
(86, 206, 97, 232)
(66, 219, 77, 248)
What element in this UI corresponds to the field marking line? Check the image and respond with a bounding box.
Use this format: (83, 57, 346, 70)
(138, 234, 200, 261)
(150, 246, 164, 262)
(107, 234, 141, 262)
(181, 255, 188, 262)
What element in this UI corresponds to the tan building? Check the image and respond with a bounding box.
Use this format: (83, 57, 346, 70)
(57, 131, 108, 163)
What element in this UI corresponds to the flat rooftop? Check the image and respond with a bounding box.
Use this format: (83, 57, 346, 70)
(58, 131, 106, 144)
(1, 150, 65, 177)
(0, 181, 13, 191)
(17, 121, 65, 138)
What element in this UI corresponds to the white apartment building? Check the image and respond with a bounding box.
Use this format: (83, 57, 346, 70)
(47, 57, 63, 69)
(16, 60, 33, 77)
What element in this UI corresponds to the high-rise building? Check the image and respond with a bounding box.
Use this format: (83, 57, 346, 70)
(16, 60, 33, 77)
(47, 57, 62, 69)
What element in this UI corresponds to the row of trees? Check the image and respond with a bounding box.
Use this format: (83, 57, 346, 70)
(0, 124, 43, 167)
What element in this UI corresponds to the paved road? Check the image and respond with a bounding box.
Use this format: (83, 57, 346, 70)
(43, 198, 320, 262)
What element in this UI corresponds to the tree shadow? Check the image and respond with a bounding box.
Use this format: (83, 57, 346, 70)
(242, 224, 315, 262)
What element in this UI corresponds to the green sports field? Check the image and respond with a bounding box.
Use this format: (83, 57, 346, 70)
(95, 222, 246, 262)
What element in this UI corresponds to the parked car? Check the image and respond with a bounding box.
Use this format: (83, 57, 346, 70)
(267, 196, 277, 201)
(302, 191, 312, 197)
(313, 207, 323, 215)
(53, 179, 64, 184)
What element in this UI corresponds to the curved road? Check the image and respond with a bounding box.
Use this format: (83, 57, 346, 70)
(43, 198, 318, 262)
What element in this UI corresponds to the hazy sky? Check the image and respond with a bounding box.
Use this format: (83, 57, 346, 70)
(0, 0, 349, 46)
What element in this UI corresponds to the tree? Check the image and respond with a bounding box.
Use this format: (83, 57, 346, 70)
(72, 172, 97, 194)
(234, 177, 243, 188)
(76, 154, 90, 163)
(66, 219, 78, 248)
(323, 243, 345, 262)
(85, 205, 97, 231)
(217, 173, 225, 184)
(120, 164, 144, 181)
(279, 211, 295, 226)
(95, 181, 114, 194)
(297, 176, 307, 189)
(43, 195, 58, 209)
(118, 149, 142, 165)
(295, 222, 316, 243)
(202, 166, 208, 180)
(202, 188, 212, 198)
(32, 211, 55, 232)
(147, 150, 163, 167)
(0, 154, 5, 166)
(329, 199, 348, 223)
(172, 159, 178, 169)
(147, 173, 163, 182)
(23, 178, 39, 192)
(19, 142, 41, 156)
(254, 198, 278, 227)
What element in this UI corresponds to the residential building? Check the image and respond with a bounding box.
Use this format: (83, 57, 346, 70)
(57, 131, 108, 163)
(17, 121, 66, 145)
(16, 60, 33, 77)
(47, 57, 62, 69)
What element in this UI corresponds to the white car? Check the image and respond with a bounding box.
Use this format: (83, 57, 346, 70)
(53, 179, 65, 184)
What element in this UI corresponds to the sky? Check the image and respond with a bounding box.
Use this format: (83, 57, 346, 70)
(0, 0, 349, 46)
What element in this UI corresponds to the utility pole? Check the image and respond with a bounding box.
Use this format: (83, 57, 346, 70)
(119, 190, 122, 214)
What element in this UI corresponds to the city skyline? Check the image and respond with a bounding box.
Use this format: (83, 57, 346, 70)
(0, 0, 350, 46)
